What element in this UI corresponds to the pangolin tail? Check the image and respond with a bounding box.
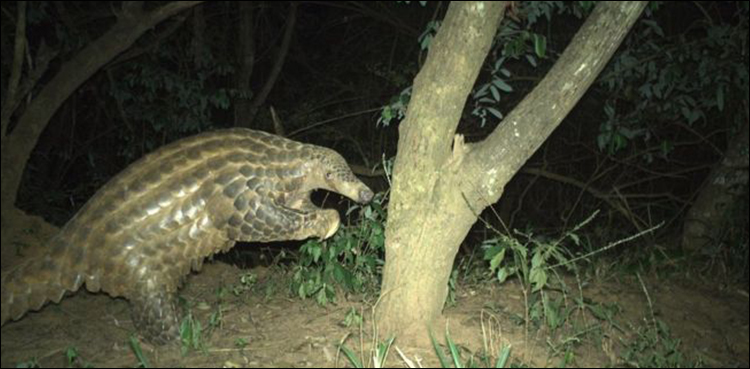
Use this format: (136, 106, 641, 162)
(1, 236, 86, 326)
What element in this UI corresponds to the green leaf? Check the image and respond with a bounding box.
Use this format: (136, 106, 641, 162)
(487, 107, 503, 120)
(525, 54, 538, 67)
(489, 248, 506, 272)
(338, 344, 363, 368)
(490, 84, 501, 102)
(497, 267, 509, 283)
(493, 78, 514, 93)
(568, 233, 580, 245)
(533, 34, 547, 58)
(429, 330, 451, 368)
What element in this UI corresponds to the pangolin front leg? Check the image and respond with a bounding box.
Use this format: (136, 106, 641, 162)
(133, 197, 343, 343)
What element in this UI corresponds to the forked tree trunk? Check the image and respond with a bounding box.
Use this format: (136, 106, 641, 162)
(376, 1, 648, 346)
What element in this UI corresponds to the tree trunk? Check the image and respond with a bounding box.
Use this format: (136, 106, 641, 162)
(0, 1, 202, 231)
(682, 106, 749, 251)
(376, 1, 647, 346)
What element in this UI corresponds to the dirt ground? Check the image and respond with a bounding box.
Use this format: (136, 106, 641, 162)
(1, 211, 748, 368)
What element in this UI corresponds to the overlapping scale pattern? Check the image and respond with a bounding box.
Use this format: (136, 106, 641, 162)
(1, 128, 373, 343)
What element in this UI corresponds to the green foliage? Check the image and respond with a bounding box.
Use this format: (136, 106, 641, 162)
(523, 1, 566, 25)
(471, 3, 549, 127)
(128, 336, 150, 368)
(381, 2, 552, 128)
(338, 335, 395, 368)
(206, 300, 225, 336)
(430, 328, 513, 368)
(108, 41, 234, 159)
(337, 344, 363, 368)
(290, 192, 387, 305)
(338, 323, 512, 368)
(445, 268, 459, 308)
(342, 307, 364, 328)
(180, 310, 207, 355)
(482, 228, 577, 294)
(378, 87, 411, 127)
(596, 3, 748, 155)
(418, 20, 441, 51)
(234, 337, 249, 348)
(621, 319, 701, 368)
(13, 358, 41, 368)
(64, 347, 92, 368)
(231, 272, 258, 296)
(481, 211, 649, 336)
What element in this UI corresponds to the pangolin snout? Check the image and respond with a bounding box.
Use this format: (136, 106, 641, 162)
(359, 188, 374, 203)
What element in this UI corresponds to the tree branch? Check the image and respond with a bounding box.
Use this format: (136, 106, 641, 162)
(462, 2, 648, 210)
(242, 2, 298, 127)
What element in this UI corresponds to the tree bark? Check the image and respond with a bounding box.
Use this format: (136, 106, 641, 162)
(376, 1, 647, 346)
(682, 105, 749, 251)
(0, 1, 202, 231)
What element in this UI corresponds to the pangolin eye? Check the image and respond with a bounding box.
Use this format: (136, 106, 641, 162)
(325, 172, 333, 180)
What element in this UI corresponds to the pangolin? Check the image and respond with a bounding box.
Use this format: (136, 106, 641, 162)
(1, 128, 374, 343)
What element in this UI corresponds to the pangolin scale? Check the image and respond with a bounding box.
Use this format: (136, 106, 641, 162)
(1, 128, 373, 343)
